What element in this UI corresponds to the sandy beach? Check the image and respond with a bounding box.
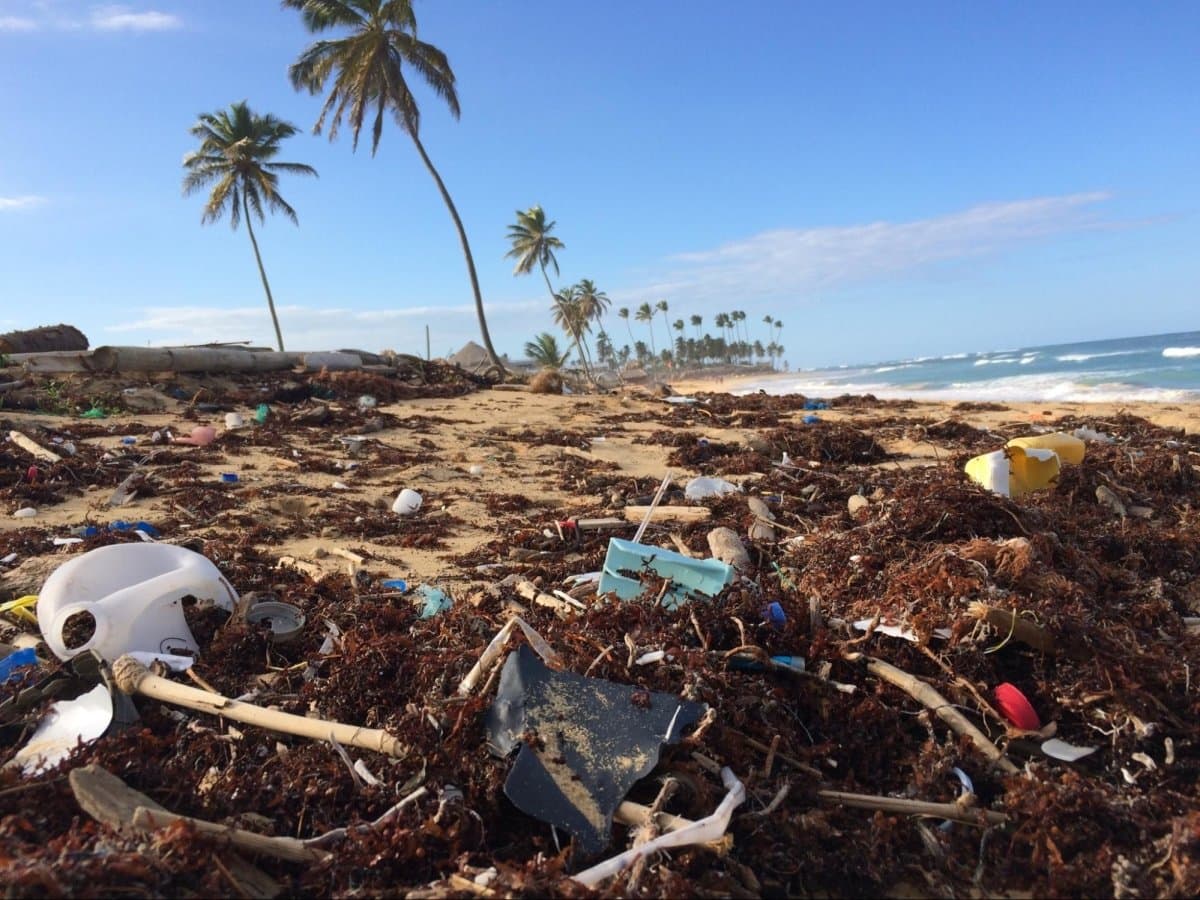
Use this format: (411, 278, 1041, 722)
(2, 367, 1198, 897)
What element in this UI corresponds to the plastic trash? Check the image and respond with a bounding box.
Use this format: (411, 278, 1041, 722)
(37, 543, 238, 663)
(13, 507, 37, 518)
(765, 601, 787, 627)
(803, 399, 828, 411)
(255, 403, 270, 423)
(1041, 738, 1098, 761)
(80, 407, 107, 419)
(413, 585, 452, 619)
(392, 488, 423, 516)
(120, 436, 136, 446)
(599, 537, 735, 609)
(993, 682, 1040, 730)
(220, 473, 239, 484)
(802, 414, 821, 425)
(224, 412, 245, 429)
(357, 395, 377, 411)
(486, 645, 706, 854)
(9, 683, 113, 776)
(381, 578, 407, 592)
(1073, 426, 1113, 444)
(174, 425, 217, 447)
(468, 464, 484, 476)
(684, 476, 741, 500)
(0, 647, 38, 684)
(964, 445, 1060, 498)
(1006, 432, 1086, 465)
(245, 600, 306, 643)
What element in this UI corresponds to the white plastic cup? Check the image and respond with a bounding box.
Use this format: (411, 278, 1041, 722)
(225, 412, 245, 429)
(392, 489, 423, 516)
(468, 465, 484, 476)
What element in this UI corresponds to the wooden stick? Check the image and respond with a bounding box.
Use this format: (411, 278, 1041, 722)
(855, 654, 1018, 774)
(112, 655, 403, 757)
(967, 602, 1056, 653)
(623, 505, 711, 524)
(132, 806, 329, 863)
(7, 429, 62, 463)
(818, 790, 1008, 825)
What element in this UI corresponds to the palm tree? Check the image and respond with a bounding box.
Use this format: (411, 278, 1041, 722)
(635, 302, 657, 363)
(182, 101, 317, 352)
(575, 279, 610, 334)
(690, 314, 702, 340)
(655, 300, 672, 361)
(284, 0, 505, 373)
(524, 332, 569, 369)
(617, 307, 636, 353)
(551, 285, 593, 379)
(506, 205, 564, 298)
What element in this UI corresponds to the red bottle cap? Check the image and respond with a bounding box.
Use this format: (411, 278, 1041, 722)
(994, 682, 1040, 730)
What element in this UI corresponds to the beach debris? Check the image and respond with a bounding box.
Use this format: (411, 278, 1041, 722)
(0, 646, 39, 684)
(572, 765, 745, 887)
(1073, 426, 1113, 443)
(1096, 484, 1128, 518)
(12, 507, 37, 518)
(1006, 432, 1086, 464)
(528, 370, 564, 394)
(621, 504, 710, 524)
(707, 526, 751, 572)
(967, 602, 1056, 653)
(747, 496, 777, 541)
(685, 476, 741, 500)
(7, 429, 62, 463)
(111, 654, 404, 755)
(392, 488, 423, 516)
(599, 537, 735, 608)
(847, 493, 869, 516)
(412, 584, 452, 618)
(1041, 738, 1099, 762)
(108, 470, 149, 507)
(485, 644, 706, 855)
(173, 425, 217, 447)
(9, 683, 113, 775)
(245, 600, 306, 643)
(993, 682, 1041, 731)
(852, 618, 953, 643)
(457, 616, 559, 697)
(37, 543, 238, 663)
(224, 411, 245, 429)
(964, 445, 1060, 497)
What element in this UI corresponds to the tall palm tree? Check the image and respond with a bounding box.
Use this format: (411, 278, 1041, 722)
(690, 314, 702, 340)
(506, 205, 564, 298)
(524, 332, 569, 369)
(617, 307, 636, 352)
(284, 0, 505, 373)
(182, 101, 317, 352)
(635, 302, 657, 363)
(655, 300, 672, 360)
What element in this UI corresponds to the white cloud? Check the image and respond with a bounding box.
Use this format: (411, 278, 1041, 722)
(615, 191, 1115, 308)
(0, 3, 181, 32)
(89, 4, 180, 31)
(0, 15, 38, 30)
(0, 195, 46, 210)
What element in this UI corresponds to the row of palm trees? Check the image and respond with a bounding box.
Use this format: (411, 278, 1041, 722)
(504, 203, 785, 374)
(184, 0, 505, 370)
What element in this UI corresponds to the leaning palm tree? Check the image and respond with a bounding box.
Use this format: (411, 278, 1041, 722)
(523, 332, 569, 369)
(575, 279, 610, 333)
(655, 300, 672, 361)
(182, 101, 317, 352)
(284, 0, 505, 373)
(506, 206, 564, 298)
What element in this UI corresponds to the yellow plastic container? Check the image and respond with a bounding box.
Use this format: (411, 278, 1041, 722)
(1005, 432, 1086, 465)
(964, 446, 1061, 498)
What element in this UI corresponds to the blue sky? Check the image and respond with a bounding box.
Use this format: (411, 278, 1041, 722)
(1, 0, 1197, 367)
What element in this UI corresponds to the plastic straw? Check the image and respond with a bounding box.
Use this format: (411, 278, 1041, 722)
(632, 471, 673, 545)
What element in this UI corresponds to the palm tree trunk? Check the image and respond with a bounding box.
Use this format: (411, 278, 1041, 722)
(410, 132, 506, 375)
(243, 192, 285, 352)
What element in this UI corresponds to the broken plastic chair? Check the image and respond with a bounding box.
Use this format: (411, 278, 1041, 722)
(598, 538, 734, 610)
(485, 645, 706, 855)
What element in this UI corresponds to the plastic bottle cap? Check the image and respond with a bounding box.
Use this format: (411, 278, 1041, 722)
(994, 682, 1040, 730)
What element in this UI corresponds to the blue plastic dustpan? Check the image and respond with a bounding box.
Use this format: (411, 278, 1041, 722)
(599, 538, 734, 610)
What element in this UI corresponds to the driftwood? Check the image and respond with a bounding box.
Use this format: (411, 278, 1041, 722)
(7, 429, 62, 463)
(817, 789, 1009, 826)
(112, 655, 403, 756)
(622, 505, 711, 524)
(10, 346, 368, 374)
(967, 602, 1056, 653)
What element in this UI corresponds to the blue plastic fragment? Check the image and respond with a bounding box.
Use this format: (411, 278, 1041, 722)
(599, 538, 735, 610)
(802, 414, 821, 425)
(414, 584, 452, 618)
(0, 647, 38, 684)
(381, 579, 408, 592)
(766, 601, 787, 627)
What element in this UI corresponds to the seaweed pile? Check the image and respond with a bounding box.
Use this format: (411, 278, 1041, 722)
(1, 378, 1198, 897)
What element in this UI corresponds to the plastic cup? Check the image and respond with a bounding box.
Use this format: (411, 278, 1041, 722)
(225, 412, 245, 429)
(392, 489, 422, 516)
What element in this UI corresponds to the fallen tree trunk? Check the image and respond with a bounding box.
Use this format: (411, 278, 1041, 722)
(10, 346, 370, 374)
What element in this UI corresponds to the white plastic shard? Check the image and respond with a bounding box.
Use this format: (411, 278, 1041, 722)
(1041, 738, 1098, 761)
(11, 684, 113, 776)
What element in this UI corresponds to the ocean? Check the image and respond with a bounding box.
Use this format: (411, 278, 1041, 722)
(736, 330, 1200, 403)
